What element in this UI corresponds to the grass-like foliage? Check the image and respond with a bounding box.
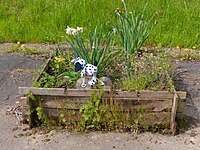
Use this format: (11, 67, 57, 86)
(115, 2, 154, 80)
(0, 0, 199, 48)
(67, 26, 116, 76)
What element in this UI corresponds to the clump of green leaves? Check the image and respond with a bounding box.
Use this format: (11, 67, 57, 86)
(33, 72, 56, 88)
(36, 106, 51, 127)
(27, 91, 35, 101)
(66, 25, 116, 76)
(115, 2, 154, 80)
(33, 49, 80, 88)
(79, 87, 108, 131)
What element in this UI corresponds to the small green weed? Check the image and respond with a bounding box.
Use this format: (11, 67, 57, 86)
(5, 43, 48, 54)
(36, 106, 51, 127)
(121, 52, 173, 91)
(33, 72, 56, 88)
(27, 91, 35, 101)
(79, 87, 108, 131)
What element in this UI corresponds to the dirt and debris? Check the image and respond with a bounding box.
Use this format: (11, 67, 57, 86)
(0, 43, 200, 150)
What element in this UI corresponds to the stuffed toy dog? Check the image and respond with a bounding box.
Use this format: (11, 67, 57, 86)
(71, 57, 103, 87)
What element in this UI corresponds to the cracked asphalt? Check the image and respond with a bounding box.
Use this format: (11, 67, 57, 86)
(174, 61, 200, 119)
(0, 53, 45, 106)
(0, 44, 200, 150)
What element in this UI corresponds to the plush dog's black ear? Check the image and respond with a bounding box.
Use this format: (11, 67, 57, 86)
(94, 60, 98, 66)
(75, 62, 82, 72)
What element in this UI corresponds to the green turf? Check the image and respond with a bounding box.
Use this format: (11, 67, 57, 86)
(0, 0, 199, 48)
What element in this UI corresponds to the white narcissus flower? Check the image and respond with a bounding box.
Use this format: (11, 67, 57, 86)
(77, 27, 83, 32)
(65, 26, 83, 35)
(65, 26, 72, 35)
(71, 28, 78, 35)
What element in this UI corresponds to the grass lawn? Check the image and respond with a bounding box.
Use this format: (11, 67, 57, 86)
(0, 0, 199, 48)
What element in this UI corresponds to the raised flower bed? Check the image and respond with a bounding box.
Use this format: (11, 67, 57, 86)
(18, 1, 187, 134)
(18, 54, 186, 134)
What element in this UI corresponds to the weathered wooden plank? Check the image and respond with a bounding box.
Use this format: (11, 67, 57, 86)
(19, 97, 32, 126)
(19, 97, 29, 106)
(177, 101, 185, 113)
(43, 107, 170, 126)
(139, 90, 174, 99)
(176, 91, 187, 101)
(18, 87, 111, 96)
(19, 87, 66, 96)
(170, 93, 178, 135)
(138, 90, 178, 99)
(64, 89, 111, 97)
(114, 91, 138, 98)
(115, 91, 186, 101)
(136, 112, 171, 126)
(138, 90, 175, 99)
(19, 87, 186, 102)
(112, 98, 183, 113)
(19, 97, 29, 114)
(113, 90, 178, 99)
(38, 95, 172, 112)
(41, 97, 89, 109)
(34, 52, 52, 82)
(41, 99, 173, 111)
(107, 99, 173, 112)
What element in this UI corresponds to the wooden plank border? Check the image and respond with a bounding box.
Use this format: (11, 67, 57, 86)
(34, 52, 52, 82)
(18, 87, 186, 100)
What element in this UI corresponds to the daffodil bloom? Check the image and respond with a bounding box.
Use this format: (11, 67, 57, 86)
(65, 26, 72, 35)
(65, 26, 83, 35)
(77, 27, 83, 32)
(17, 41, 20, 45)
(184, 48, 189, 51)
(55, 57, 65, 63)
(21, 44, 25, 47)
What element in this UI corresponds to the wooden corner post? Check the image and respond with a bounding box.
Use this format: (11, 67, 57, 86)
(170, 92, 178, 135)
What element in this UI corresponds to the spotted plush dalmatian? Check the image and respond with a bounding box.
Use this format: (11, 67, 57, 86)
(71, 57, 98, 86)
